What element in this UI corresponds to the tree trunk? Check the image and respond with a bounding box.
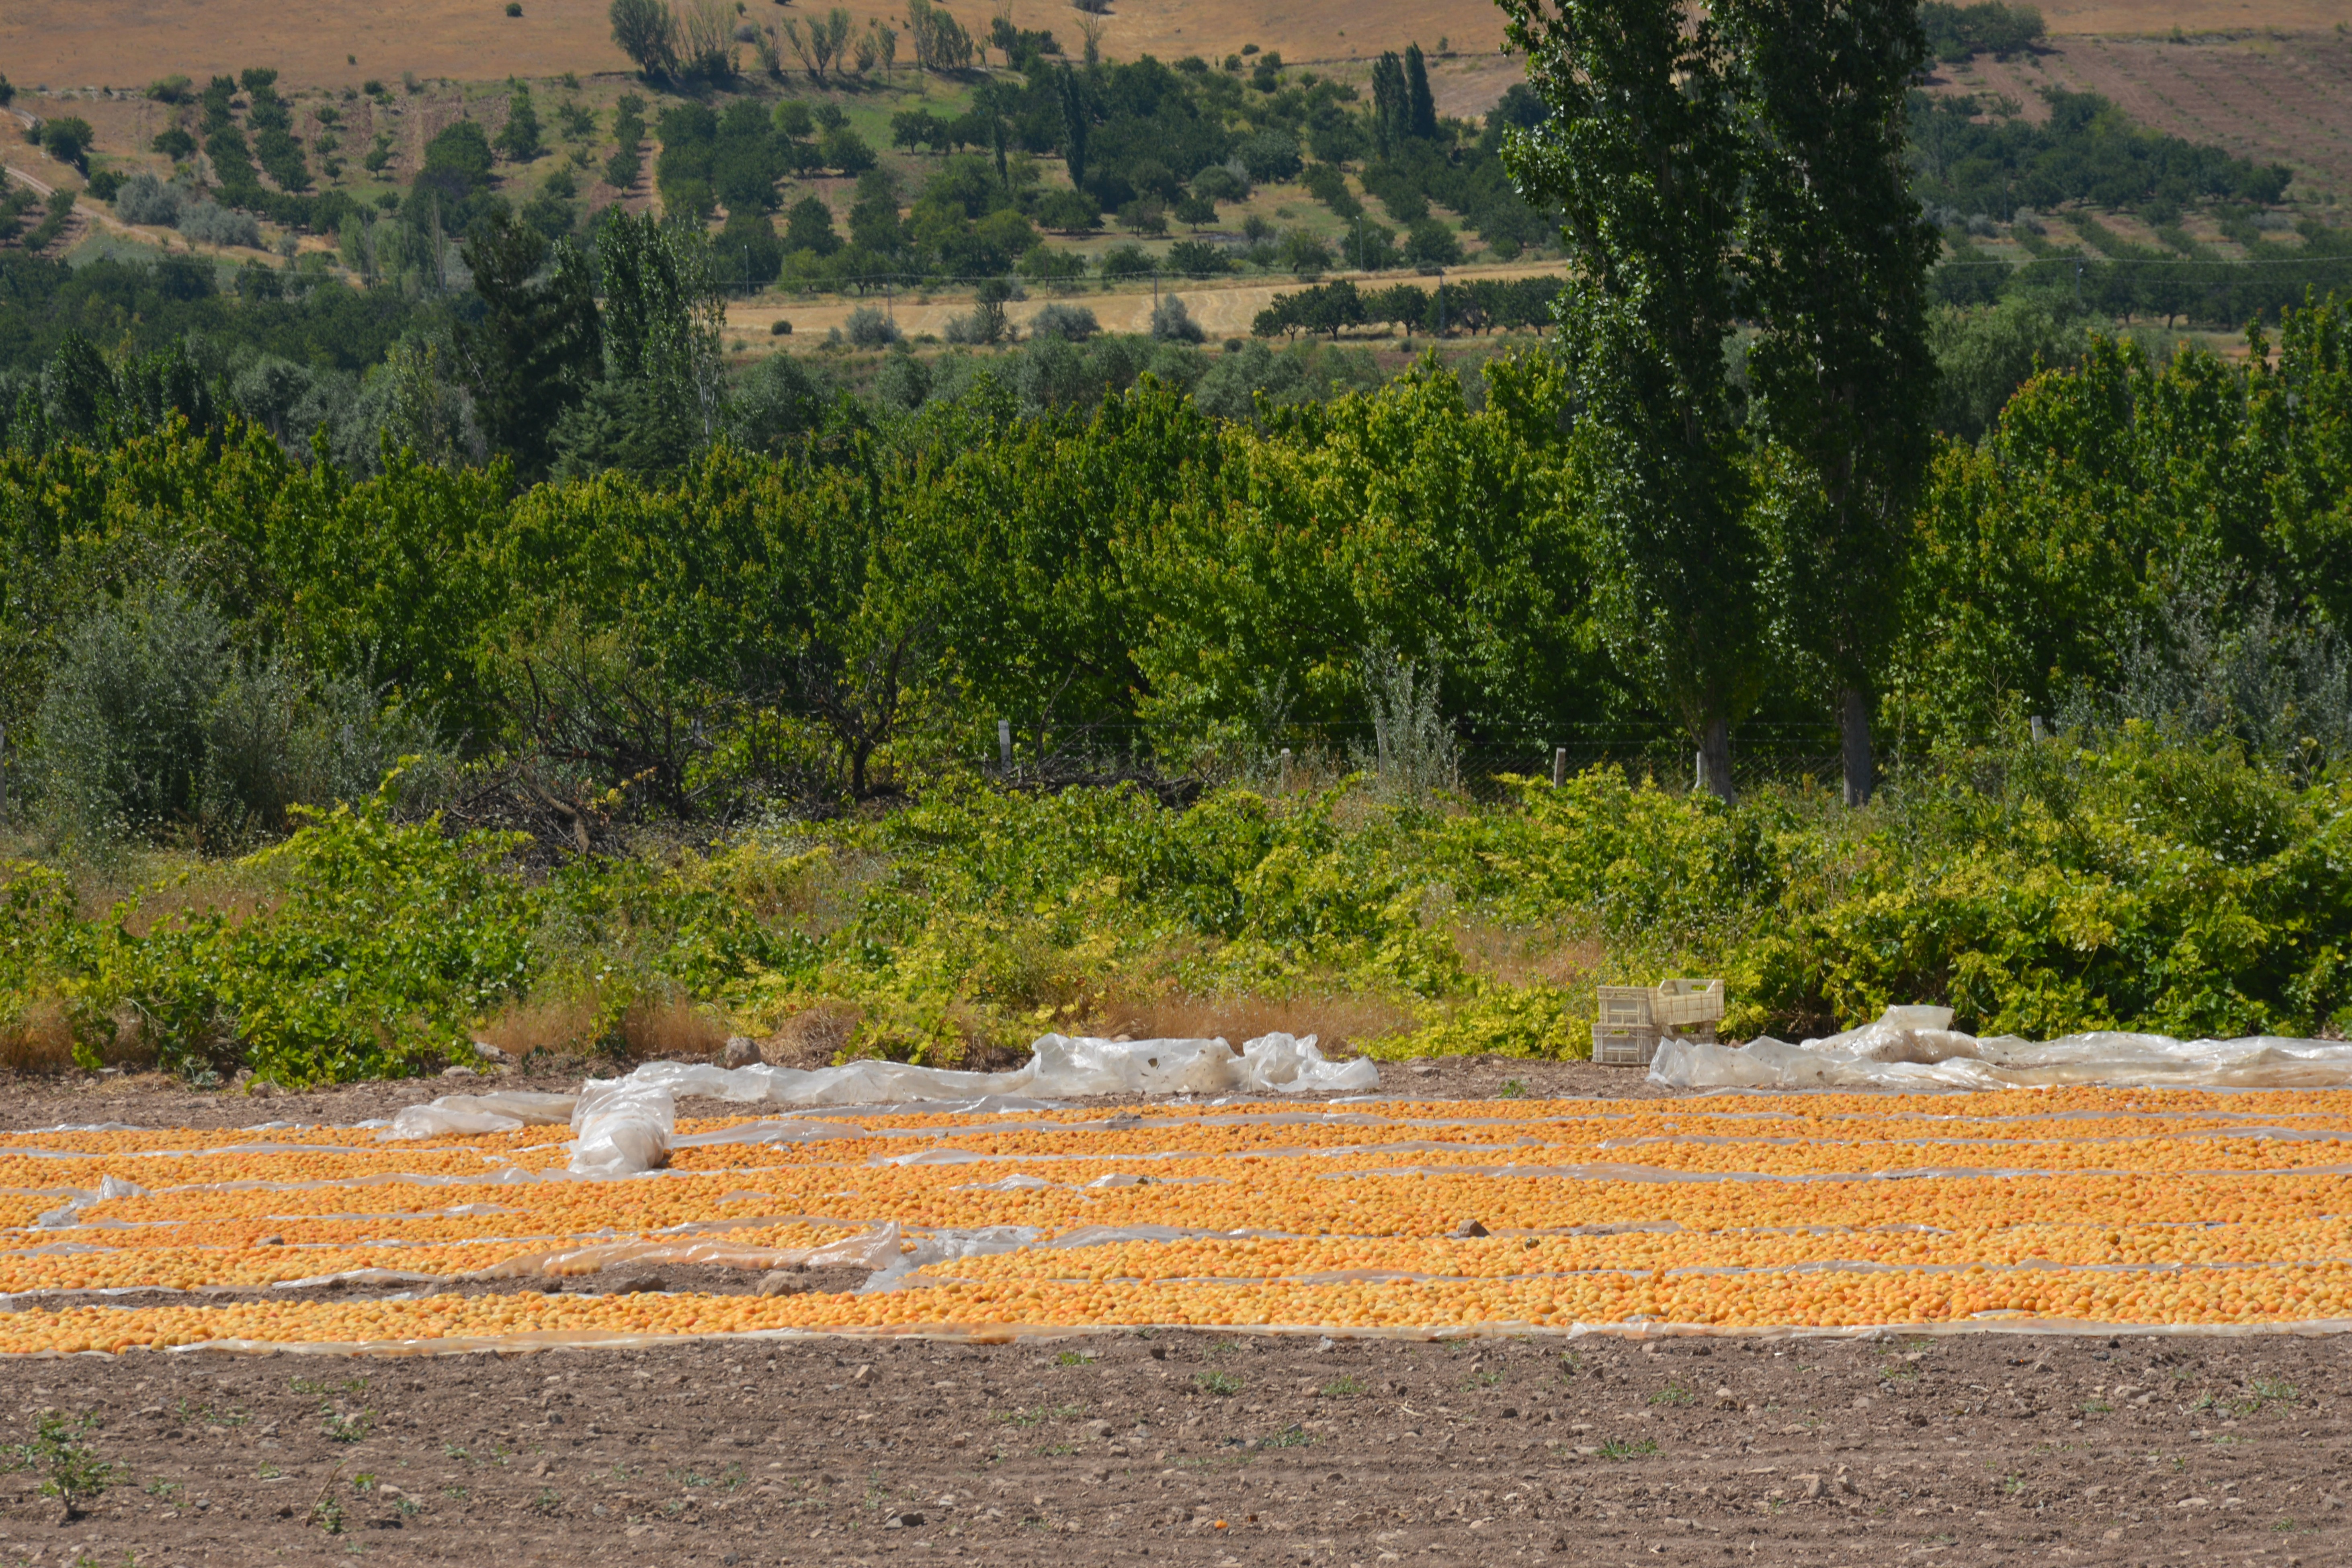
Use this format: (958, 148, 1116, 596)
(1694, 716, 1735, 805)
(1840, 686, 1876, 808)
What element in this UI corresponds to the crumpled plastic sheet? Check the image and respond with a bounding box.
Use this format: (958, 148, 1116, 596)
(458, 1221, 910, 1281)
(381, 1092, 578, 1141)
(568, 1078, 677, 1177)
(438, 1033, 1379, 1179)
(621, 1031, 1379, 1109)
(35, 1175, 148, 1230)
(1650, 1010, 2352, 1092)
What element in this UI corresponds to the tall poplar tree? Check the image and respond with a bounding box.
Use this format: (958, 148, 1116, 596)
(1403, 44, 1439, 140)
(1721, 0, 1940, 806)
(1497, 0, 1761, 800)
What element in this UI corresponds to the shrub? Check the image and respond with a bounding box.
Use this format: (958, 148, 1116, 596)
(178, 200, 263, 249)
(1403, 218, 1462, 268)
(1149, 294, 1204, 343)
(1029, 302, 1099, 342)
(844, 305, 901, 348)
(1237, 129, 1301, 183)
(115, 173, 185, 227)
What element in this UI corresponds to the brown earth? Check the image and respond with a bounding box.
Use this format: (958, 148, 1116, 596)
(2, 1320, 2349, 1564)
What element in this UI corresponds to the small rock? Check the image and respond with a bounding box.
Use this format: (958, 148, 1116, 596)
(537, 1278, 563, 1293)
(246, 1080, 277, 1099)
(849, 1363, 875, 1386)
(1409, 1062, 1439, 1076)
(755, 1270, 804, 1297)
(1452, 1219, 1489, 1239)
(1797, 1474, 1822, 1500)
(442, 1065, 478, 1079)
(884, 1511, 925, 1529)
(472, 1041, 510, 1064)
(609, 1274, 665, 1294)
(721, 1036, 762, 1069)
(949, 1433, 967, 1449)
(1084, 1419, 1113, 1439)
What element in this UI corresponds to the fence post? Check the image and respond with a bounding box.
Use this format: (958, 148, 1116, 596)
(2029, 714, 2045, 743)
(998, 718, 1013, 775)
(1552, 746, 1566, 789)
(1278, 747, 1293, 793)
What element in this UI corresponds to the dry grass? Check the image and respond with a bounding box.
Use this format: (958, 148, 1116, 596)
(1449, 919, 1603, 992)
(0, 1000, 77, 1075)
(618, 994, 731, 1062)
(473, 994, 604, 1062)
(1095, 990, 1415, 1056)
(760, 1003, 863, 1070)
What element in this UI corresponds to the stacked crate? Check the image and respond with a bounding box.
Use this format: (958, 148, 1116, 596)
(1590, 979, 1725, 1066)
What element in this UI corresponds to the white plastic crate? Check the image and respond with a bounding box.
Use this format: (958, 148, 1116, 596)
(1652, 978, 1725, 1029)
(1592, 1022, 1661, 1067)
(1596, 986, 1655, 1029)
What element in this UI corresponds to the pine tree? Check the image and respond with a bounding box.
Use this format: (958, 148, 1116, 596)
(455, 211, 602, 480)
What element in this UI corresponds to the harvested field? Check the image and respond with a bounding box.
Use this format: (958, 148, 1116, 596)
(1928, 30, 2352, 200)
(7, 1068, 2352, 1562)
(727, 259, 1565, 348)
(0, 0, 1508, 98)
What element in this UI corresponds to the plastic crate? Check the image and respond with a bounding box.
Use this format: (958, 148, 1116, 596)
(1596, 986, 1655, 1030)
(1652, 978, 1725, 1029)
(1592, 1022, 1661, 1067)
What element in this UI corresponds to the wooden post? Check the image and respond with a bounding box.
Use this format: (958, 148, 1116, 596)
(1552, 746, 1566, 789)
(1278, 747, 1293, 793)
(998, 718, 1013, 774)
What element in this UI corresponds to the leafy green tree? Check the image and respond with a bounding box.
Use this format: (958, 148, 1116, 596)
(37, 116, 94, 172)
(553, 210, 723, 478)
(1723, 0, 1942, 806)
(454, 212, 602, 480)
(1501, 0, 1760, 799)
(610, 0, 679, 78)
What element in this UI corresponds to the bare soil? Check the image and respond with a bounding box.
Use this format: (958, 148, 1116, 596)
(2, 1323, 2348, 1564)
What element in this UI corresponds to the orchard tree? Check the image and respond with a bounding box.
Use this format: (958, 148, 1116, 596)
(1723, 0, 1940, 806)
(1498, 0, 1761, 800)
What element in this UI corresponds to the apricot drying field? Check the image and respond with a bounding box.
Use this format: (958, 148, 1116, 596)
(9, 1078, 2352, 1562)
(11, 1082, 2352, 1350)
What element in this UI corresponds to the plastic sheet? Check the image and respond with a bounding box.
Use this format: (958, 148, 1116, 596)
(612, 1030, 1378, 1111)
(488, 1033, 1383, 1178)
(381, 1092, 578, 1141)
(568, 1078, 676, 1177)
(1649, 1010, 2352, 1092)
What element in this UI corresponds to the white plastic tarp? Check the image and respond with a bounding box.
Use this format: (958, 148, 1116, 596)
(1650, 1009, 2352, 1091)
(612, 1031, 1378, 1110)
(491, 1032, 1379, 1177)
